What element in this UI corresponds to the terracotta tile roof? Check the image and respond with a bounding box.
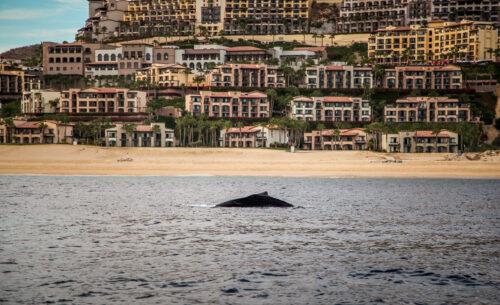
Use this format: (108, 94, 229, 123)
(15, 122, 41, 129)
(242, 91, 266, 98)
(87, 62, 118, 65)
(323, 96, 353, 102)
(325, 66, 345, 71)
(226, 126, 260, 134)
(225, 46, 265, 52)
(80, 88, 119, 93)
(293, 47, 326, 52)
(209, 92, 232, 98)
(319, 128, 365, 136)
(135, 125, 153, 132)
(414, 130, 450, 138)
(293, 96, 313, 102)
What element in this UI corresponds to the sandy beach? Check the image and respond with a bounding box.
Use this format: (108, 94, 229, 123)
(0, 145, 499, 178)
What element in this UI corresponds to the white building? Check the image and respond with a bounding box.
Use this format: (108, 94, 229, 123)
(21, 89, 61, 114)
(220, 125, 289, 148)
(105, 123, 175, 147)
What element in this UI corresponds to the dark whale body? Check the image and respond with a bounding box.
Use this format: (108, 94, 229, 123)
(215, 192, 293, 208)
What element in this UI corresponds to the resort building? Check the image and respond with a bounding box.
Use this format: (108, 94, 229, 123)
(337, 0, 410, 33)
(174, 47, 226, 73)
(465, 78, 498, 93)
(21, 89, 62, 114)
(274, 47, 325, 70)
(384, 97, 471, 123)
(105, 123, 175, 147)
(78, 0, 312, 40)
(224, 47, 275, 63)
(59, 88, 147, 113)
(43, 42, 104, 76)
(382, 65, 463, 89)
(368, 20, 499, 64)
(432, 0, 500, 27)
(117, 42, 155, 76)
(302, 128, 371, 151)
(0, 70, 41, 98)
(290, 96, 372, 122)
(208, 64, 285, 88)
(379, 129, 459, 153)
(220, 125, 289, 148)
(0, 120, 74, 144)
(185, 90, 269, 118)
(135, 64, 202, 87)
(305, 65, 373, 89)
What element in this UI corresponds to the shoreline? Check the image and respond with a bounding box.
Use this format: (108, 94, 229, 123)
(1, 145, 499, 179)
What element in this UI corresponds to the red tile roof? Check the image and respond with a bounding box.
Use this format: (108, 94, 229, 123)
(414, 130, 451, 138)
(87, 62, 118, 65)
(135, 125, 153, 132)
(325, 66, 345, 71)
(323, 96, 353, 102)
(226, 126, 260, 134)
(15, 122, 41, 129)
(225, 46, 265, 52)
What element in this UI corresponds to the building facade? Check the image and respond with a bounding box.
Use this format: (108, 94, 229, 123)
(186, 90, 269, 118)
(208, 64, 285, 88)
(384, 96, 471, 123)
(432, 0, 500, 27)
(220, 125, 289, 147)
(0, 120, 74, 144)
(368, 20, 499, 64)
(291, 96, 372, 122)
(305, 65, 373, 89)
(135, 64, 200, 87)
(303, 128, 371, 150)
(59, 88, 147, 113)
(379, 129, 459, 152)
(0, 70, 41, 97)
(382, 65, 463, 89)
(105, 123, 175, 147)
(22, 89, 61, 114)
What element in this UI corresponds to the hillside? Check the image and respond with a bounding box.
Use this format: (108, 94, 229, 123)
(0, 44, 42, 63)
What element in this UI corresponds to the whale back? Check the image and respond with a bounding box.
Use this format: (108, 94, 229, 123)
(215, 192, 292, 208)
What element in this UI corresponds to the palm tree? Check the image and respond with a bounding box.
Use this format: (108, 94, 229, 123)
(49, 99, 59, 113)
(312, 33, 318, 46)
(301, 30, 307, 44)
(316, 123, 325, 149)
(431, 126, 441, 153)
(329, 34, 335, 46)
(265, 89, 278, 118)
(4, 118, 15, 143)
(122, 123, 136, 146)
(319, 34, 325, 47)
(332, 128, 340, 150)
(236, 122, 244, 147)
(38, 122, 47, 144)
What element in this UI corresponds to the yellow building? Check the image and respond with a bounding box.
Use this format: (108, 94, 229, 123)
(135, 64, 205, 87)
(368, 20, 499, 64)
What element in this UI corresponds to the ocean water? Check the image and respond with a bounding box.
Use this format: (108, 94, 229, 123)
(0, 176, 499, 305)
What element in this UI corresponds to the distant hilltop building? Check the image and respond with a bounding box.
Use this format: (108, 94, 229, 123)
(78, 0, 312, 41)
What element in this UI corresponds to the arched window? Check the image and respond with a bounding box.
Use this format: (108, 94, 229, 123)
(164, 53, 168, 60)
(111, 54, 116, 61)
(97, 54, 102, 62)
(189, 63, 194, 69)
(146, 53, 151, 61)
(104, 54, 109, 61)
(118, 54, 122, 60)
(196, 62, 201, 69)
(157, 53, 162, 61)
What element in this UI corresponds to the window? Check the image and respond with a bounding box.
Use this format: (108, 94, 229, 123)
(146, 53, 151, 61)
(98, 54, 103, 61)
(157, 53, 162, 61)
(111, 54, 116, 61)
(104, 54, 109, 61)
(164, 53, 168, 60)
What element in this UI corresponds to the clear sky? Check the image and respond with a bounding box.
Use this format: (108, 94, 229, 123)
(0, 0, 88, 53)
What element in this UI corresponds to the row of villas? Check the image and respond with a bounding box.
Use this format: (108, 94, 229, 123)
(338, 0, 500, 34)
(43, 41, 325, 79)
(303, 128, 459, 153)
(0, 120, 74, 144)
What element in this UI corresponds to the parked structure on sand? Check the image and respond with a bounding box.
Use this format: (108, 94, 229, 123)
(105, 123, 175, 147)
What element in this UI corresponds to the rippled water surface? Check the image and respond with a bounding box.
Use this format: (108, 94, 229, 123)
(0, 176, 499, 304)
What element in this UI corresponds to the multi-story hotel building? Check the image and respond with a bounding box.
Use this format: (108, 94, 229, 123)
(382, 65, 463, 89)
(337, 0, 409, 33)
(303, 128, 371, 150)
(0, 120, 74, 144)
(105, 123, 175, 147)
(135, 64, 202, 87)
(224, 46, 275, 63)
(208, 64, 285, 88)
(0, 70, 40, 98)
(43, 42, 104, 76)
(223, 0, 311, 35)
(186, 90, 269, 118)
(384, 97, 471, 123)
(432, 0, 500, 27)
(21, 89, 61, 114)
(368, 20, 499, 64)
(379, 129, 459, 153)
(305, 65, 373, 89)
(175, 46, 226, 73)
(220, 125, 289, 148)
(59, 88, 148, 113)
(290, 96, 372, 122)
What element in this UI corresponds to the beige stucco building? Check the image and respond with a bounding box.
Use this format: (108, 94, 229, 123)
(220, 125, 289, 148)
(0, 120, 74, 144)
(379, 130, 459, 153)
(291, 96, 372, 122)
(303, 128, 371, 151)
(59, 88, 147, 113)
(186, 90, 269, 118)
(105, 123, 175, 147)
(135, 64, 202, 87)
(382, 65, 463, 89)
(305, 65, 373, 89)
(208, 64, 285, 88)
(384, 97, 471, 123)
